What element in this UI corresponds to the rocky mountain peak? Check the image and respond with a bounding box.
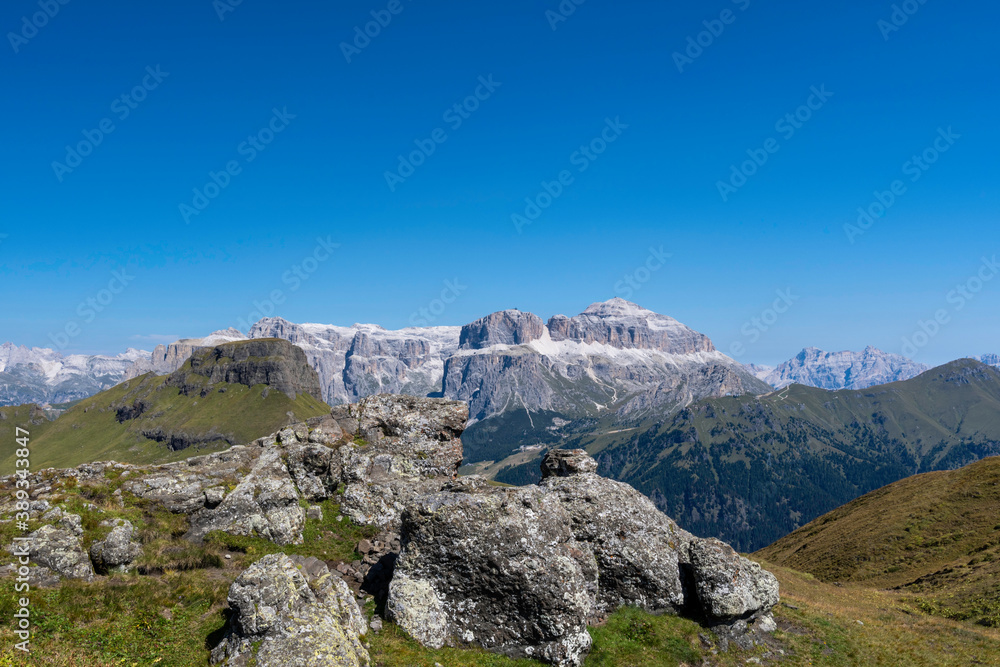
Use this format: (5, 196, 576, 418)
(548, 299, 715, 354)
(459, 309, 545, 349)
(758, 346, 930, 391)
(165, 338, 323, 401)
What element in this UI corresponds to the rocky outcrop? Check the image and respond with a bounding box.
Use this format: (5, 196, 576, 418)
(165, 338, 323, 401)
(387, 449, 779, 665)
(16, 516, 94, 582)
(210, 553, 369, 666)
(337, 394, 466, 529)
(89, 518, 142, 574)
(186, 443, 307, 545)
(459, 310, 545, 349)
(388, 484, 596, 666)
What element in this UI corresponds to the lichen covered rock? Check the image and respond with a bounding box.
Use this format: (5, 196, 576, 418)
(211, 553, 369, 666)
(388, 484, 596, 667)
(89, 518, 142, 574)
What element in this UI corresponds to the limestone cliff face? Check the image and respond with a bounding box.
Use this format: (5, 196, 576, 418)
(547, 298, 715, 354)
(165, 339, 323, 401)
(459, 310, 545, 349)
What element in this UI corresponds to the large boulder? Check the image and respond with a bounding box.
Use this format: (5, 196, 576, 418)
(211, 553, 369, 666)
(540, 452, 690, 615)
(388, 483, 595, 667)
(687, 538, 780, 649)
(89, 518, 143, 574)
(386, 449, 780, 665)
(18, 520, 94, 582)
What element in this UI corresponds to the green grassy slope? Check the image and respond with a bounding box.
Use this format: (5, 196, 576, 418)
(757, 455, 1000, 627)
(0, 372, 329, 474)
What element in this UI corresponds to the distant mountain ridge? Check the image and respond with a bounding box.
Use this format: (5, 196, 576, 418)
(581, 358, 1000, 552)
(0, 343, 148, 406)
(751, 346, 931, 390)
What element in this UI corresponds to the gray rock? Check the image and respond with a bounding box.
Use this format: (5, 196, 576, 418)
(459, 310, 545, 349)
(388, 485, 596, 667)
(17, 524, 94, 581)
(540, 466, 689, 614)
(387, 449, 779, 665)
(187, 447, 305, 545)
(211, 553, 369, 666)
(687, 538, 779, 621)
(539, 449, 598, 478)
(58, 513, 83, 536)
(338, 395, 466, 529)
(89, 519, 143, 574)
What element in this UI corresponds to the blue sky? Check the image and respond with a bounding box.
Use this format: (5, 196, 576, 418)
(1, 0, 997, 366)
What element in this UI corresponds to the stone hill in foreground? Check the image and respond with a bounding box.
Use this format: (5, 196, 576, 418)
(2, 395, 778, 666)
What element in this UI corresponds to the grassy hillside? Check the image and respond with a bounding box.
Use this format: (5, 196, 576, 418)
(0, 375, 329, 475)
(758, 455, 1000, 628)
(572, 360, 1000, 552)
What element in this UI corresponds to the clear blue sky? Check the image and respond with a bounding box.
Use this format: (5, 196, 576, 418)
(1, 0, 997, 366)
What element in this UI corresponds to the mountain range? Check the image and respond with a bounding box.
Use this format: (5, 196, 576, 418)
(0, 343, 148, 406)
(111, 298, 769, 428)
(4, 302, 996, 413)
(749, 346, 931, 390)
(578, 359, 1000, 552)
